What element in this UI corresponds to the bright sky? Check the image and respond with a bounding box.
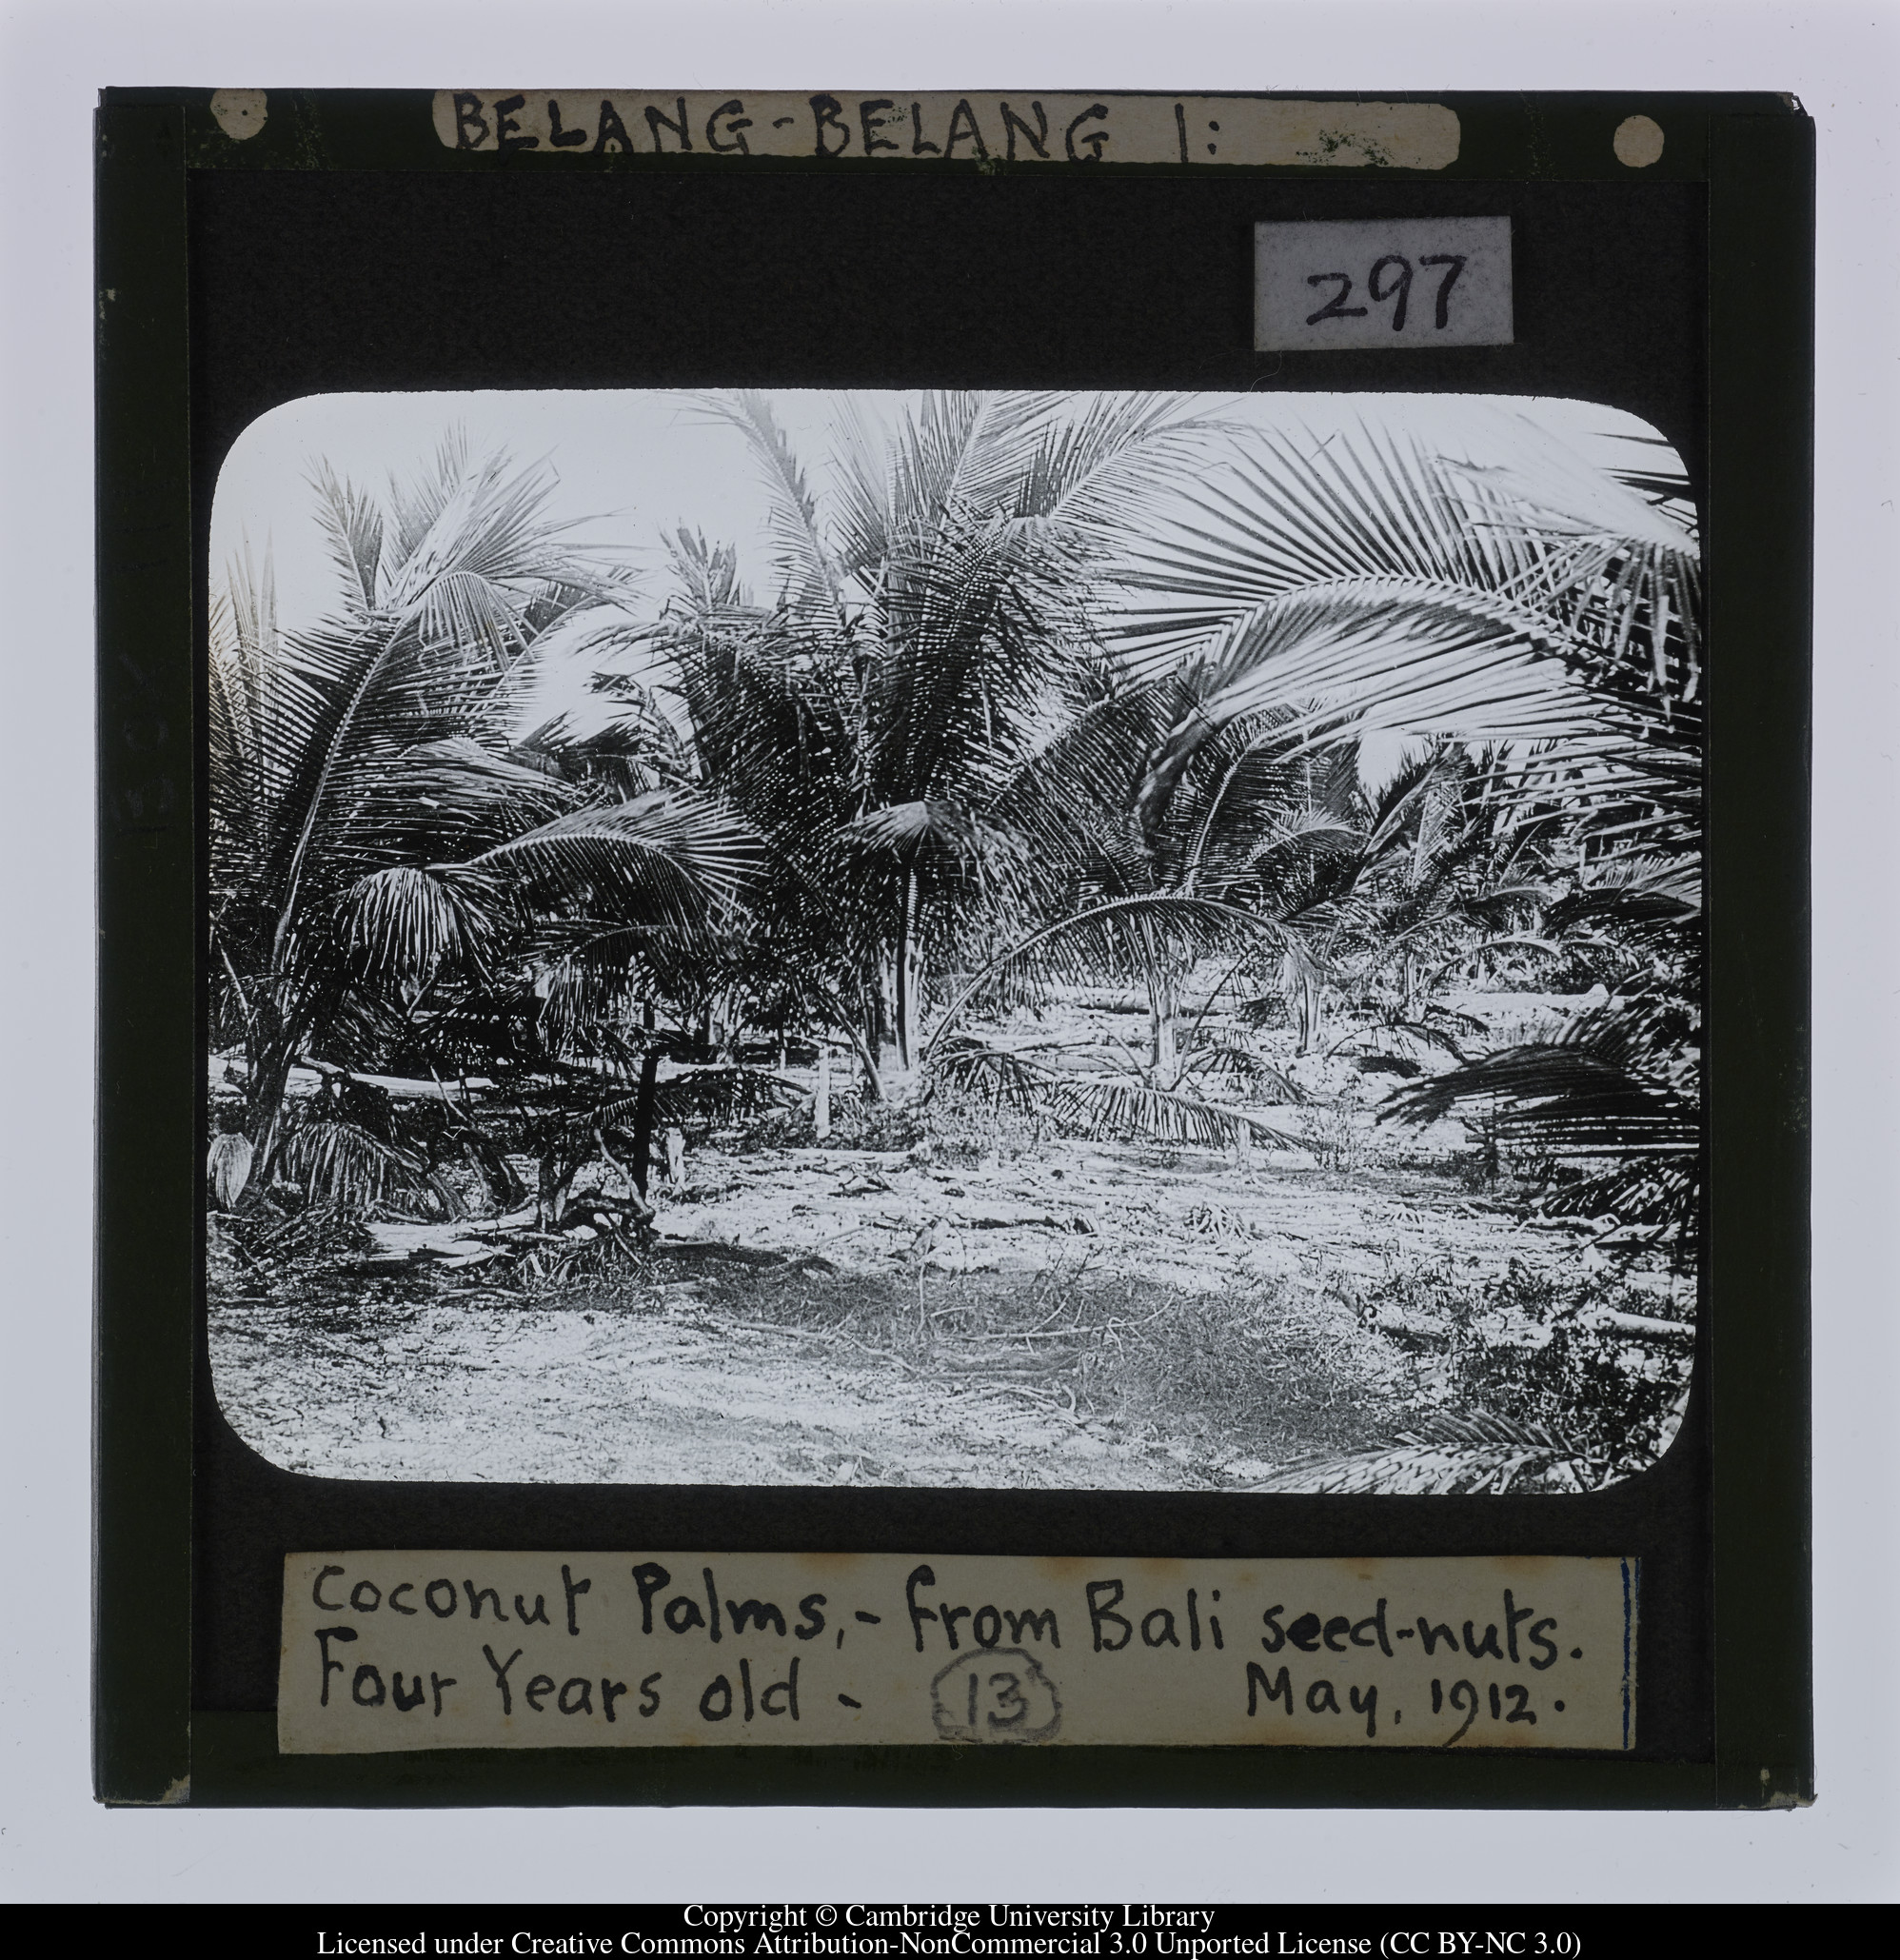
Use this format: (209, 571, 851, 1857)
(208, 388, 1683, 794)
(211, 389, 1676, 620)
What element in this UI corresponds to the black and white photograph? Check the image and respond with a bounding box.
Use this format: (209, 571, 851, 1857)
(205, 386, 1702, 1497)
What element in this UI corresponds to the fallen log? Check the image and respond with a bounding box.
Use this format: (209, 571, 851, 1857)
(651, 1238, 838, 1273)
(1585, 1308, 1695, 1341)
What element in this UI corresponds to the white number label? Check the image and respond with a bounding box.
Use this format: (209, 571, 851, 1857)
(1255, 216, 1513, 350)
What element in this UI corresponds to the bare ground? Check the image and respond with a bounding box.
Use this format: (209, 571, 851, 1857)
(209, 1127, 1669, 1488)
(209, 990, 1691, 1488)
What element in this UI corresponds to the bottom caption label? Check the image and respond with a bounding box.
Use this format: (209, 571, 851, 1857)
(277, 1552, 1637, 1753)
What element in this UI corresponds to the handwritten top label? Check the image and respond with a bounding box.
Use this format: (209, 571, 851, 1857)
(430, 94, 1460, 170)
(1256, 216, 1514, 350)
(278, 1551, 1636, 1754)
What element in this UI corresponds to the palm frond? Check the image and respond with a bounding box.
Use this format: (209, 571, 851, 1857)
(1441, 425, 1701, 703)
(1140, 580, 1597, 813)
(308, 460, 386, 613)
(653, 1063, 806, 1125)
(1108, 410, 1703, 866)
(1247, 1408, 1595, 1495)
(931, 1034, 1301, 1149)
(207, 1132, 255, 1210)
(927, 895, 1287, 1054)
(688, 391, 848, 626)
(1111, 414, 1552, 657)
(279, 1113, 440, 1216)
(469, 789, 761, 928)
(843, 797, 983, 858)
(1178, 1039, 1302, 1102)
(1045, 1070, 1302, 1150)
(336, 864, 499, 990)
(1544, 855, 1702, 945)
(1383, 999, 1700, 1237)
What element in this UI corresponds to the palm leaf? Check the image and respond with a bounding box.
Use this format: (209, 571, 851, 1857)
(1107, 409, 1703, 890)
(1543, 856, 1702, 944)
(279, 1114, 442, 1215)
(688, 391, 849, 626)
(1246, 1409, 1596, 1495)
(1178, 1039, 1302, 1103)
(207, 1132, 255, 1210)
(308, 460, 386, 613)
(336, 864, 499, 990)
(932, 1034, 1301, 1149)
(1137, 580, 1597, 819)
(469, 790, 760, 928)
(1382, 999, 1700, 1237)
(652, 1063, 807, 1125)
(926, 895, 1289, 1055)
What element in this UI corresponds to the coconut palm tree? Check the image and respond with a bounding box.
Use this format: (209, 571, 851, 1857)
(917, 685, 1322, 1145)
(918, 705, 1565, 1150)
(208, 436, 757, 1208)
(528, 390, 1225, 1097)
(1098, 407, 1704, 1240)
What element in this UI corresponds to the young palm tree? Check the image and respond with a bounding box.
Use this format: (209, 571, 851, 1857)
(1079, 409, 1709, 1495)
(919, 713, 1554, 1147)
(1102, 408, 1704, 1240)
(208, 436, 756, 1206)
(919, 689, 1322, 1147)
(541, 390, 1225, 1095)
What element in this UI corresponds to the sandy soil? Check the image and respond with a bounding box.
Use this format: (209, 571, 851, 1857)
(210, 1281, 1212, 1490)
(209, 1134, 1633, 1489)
(208, 990, 1688, 1488)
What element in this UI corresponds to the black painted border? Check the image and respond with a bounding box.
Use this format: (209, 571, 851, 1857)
(95, 101, 196, 1807)
(1704, 110, 1814, 1810)
(93, 89, 1811, 1809)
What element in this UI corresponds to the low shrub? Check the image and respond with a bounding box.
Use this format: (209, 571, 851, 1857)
(1358, 1258, 1693, 1481)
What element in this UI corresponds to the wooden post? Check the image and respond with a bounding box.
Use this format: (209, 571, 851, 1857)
(814, 1039, 832, 1141)
(629, 1048, 661, 1198)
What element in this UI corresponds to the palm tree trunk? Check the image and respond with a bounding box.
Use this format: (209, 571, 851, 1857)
(244, 1009, 304, 1178)
(628, 1049, 662, 1198)
(1149, 969, 1178, 1087)
(1296, 971, 1323, 1056)
(865, 974, 890, 1060)
(1138, 917, 1178, 1087)
(813, 1039, 832, 1140)
(894, 864, 920, 1073)
(842, 1019, 883, 1103)
(247, 1052, 297, 1176)
(821, 982, 884, 1104)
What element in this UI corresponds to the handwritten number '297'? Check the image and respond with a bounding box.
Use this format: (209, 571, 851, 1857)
(1304, 253, 1468, 331)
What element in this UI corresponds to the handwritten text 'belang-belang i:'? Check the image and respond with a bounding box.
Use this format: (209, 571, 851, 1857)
(431, 94, 1460, 170)
(278, 1553, 1636, 1752)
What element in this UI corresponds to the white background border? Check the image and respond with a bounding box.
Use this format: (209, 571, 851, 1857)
(2, 0, 1891, 1906)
